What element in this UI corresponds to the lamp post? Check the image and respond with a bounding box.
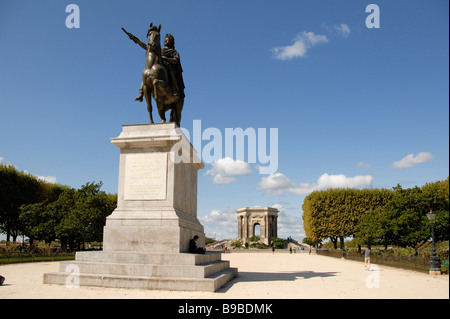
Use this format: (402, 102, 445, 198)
(426, 209, 441, 275)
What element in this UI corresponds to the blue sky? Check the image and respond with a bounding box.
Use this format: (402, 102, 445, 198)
(0, 0, 448, 240)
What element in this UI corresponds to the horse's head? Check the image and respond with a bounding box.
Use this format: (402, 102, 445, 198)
(147, 22, 162, 52)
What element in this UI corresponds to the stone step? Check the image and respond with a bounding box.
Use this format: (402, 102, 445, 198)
(75, 251, 222, 266)
(44, 267, 238, 292)
(58, 260, 231, 279)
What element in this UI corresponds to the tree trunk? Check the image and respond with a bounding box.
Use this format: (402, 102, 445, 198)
(330, 236, 338, 249)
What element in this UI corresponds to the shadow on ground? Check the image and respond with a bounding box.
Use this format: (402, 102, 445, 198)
(218, 270, 338, 293)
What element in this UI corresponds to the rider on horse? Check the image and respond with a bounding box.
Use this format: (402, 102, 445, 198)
(122, 23, 185, 126)
(129, 27, 184, 103)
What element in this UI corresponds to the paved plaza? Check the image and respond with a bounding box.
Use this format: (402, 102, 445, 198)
(0, 251, 448, 299)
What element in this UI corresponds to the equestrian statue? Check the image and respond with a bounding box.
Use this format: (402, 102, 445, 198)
(122, 23, 185, 127)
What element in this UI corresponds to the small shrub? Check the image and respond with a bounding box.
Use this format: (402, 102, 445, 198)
(271, 237, 285, 249)
(230, 240, 242, 248)
(248, 236, 260, 243)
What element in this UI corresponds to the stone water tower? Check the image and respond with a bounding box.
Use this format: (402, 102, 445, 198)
(236, 206, 279, 245)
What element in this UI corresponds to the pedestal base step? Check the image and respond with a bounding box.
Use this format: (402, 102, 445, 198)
(74, 251, 222, 265)
(44, 268, 237, 292)
(43, 251, 237, 292)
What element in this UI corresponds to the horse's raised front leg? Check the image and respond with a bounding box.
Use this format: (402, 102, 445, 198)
(143, 85, 154, 124)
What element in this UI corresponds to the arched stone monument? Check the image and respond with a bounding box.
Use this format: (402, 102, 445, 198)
(236, 207, 279, 245)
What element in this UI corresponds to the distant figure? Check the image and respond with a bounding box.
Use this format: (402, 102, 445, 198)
(289, 247, 292, 254)
(363, 246, 371, 270)
(308, 246, 311, 255)
(0, 275, 5, 285)
(272, 246, 275, 254)
(189, 235, 206, 254)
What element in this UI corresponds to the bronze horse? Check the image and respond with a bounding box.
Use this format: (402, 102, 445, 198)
(142, 24, 183, 126)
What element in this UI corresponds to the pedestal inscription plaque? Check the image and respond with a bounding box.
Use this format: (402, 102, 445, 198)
(124, 152, 167, 200)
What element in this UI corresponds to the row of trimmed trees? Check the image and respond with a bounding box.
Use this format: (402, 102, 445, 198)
(302, 178, 449, 250)
(0, 164, 116, 250)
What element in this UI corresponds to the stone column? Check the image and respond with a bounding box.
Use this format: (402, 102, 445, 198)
(274, 215, 278, 238)
(243, 215, 248, 242)
(237, 216, 241, 240)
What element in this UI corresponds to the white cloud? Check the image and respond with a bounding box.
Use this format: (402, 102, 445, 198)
(0, 158, 57, 183)
(199, 209, 237, 239)
(23, 169, 58, 184)
(37, 175, 58, 184)
(317, 173, 373, 189)
(391, 152, 434, 169)
(257, 172, 373, 195)
(277, 211, 305, 239)
(270, 203, 285, 213)
(268, 203, 304, 239)
(322, 23, 351, 38)
(210, 174, 237, 185)
(205, 157, 252, 185)
(357, 161, 371, 168)
(272, 31, 328, 60)
(336, 23, 351, 37)
(256, 172, 296, 194)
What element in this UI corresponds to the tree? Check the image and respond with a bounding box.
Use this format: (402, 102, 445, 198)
(302, 188, 392, 248)
(1, 162, 118, 248)
(20, 184, 70, 244)
(271, 237, 285, 249)
(302, 237, 318, 247)
(56, 182, 116, 250)
(421, 178, 449, 241)
(354, 207, 392, 249)
(382, 185, 430, 249)
(52, 187, 78, 250)
(0, 164, 44, 242)
(205, 237, 216, 245)
(303, 179, 449, 251)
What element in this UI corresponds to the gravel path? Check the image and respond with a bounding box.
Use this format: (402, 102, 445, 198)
(0, 252, 448, 299)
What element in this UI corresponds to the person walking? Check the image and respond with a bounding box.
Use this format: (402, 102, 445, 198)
(363, 246, 371, 270)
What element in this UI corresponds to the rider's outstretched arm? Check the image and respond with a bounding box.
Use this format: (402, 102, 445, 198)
(135, 38, 148, 50)
(122, 28, 147, 50)
(129, 35, 147, 50)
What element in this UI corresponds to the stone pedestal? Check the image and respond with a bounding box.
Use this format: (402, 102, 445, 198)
(104, 123, 205, 253)
(44, 123, 237, 291)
